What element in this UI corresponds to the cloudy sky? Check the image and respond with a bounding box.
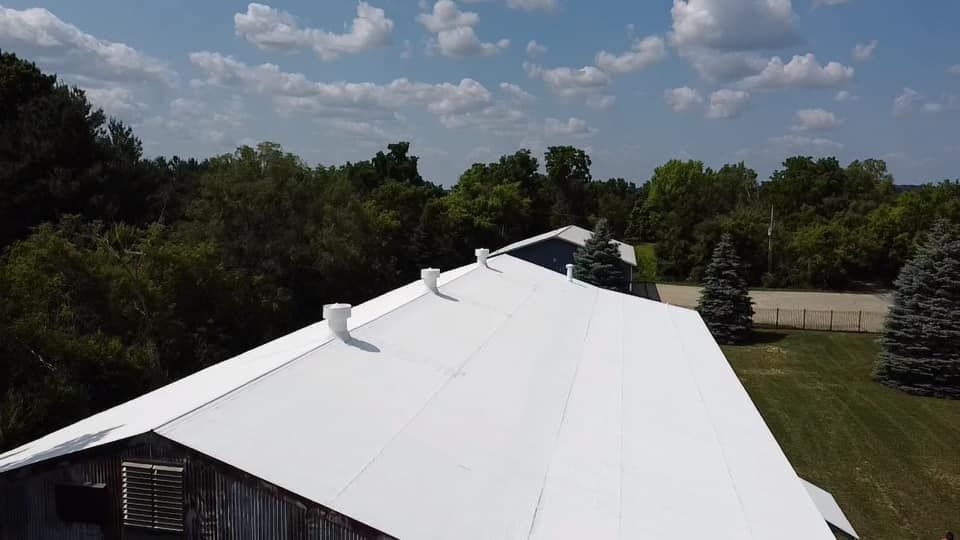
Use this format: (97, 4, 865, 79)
(1, 0, 957, 185)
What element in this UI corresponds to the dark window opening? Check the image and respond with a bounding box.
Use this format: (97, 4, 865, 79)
(55, 483, 109, 525)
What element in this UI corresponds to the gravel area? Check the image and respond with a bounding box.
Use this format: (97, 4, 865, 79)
(657, 284, 892, 312)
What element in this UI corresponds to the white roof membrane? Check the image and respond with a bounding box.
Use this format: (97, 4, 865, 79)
(1, 255, 833, 540)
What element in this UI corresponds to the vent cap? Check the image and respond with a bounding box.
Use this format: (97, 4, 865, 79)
(121, 461, 184, 532)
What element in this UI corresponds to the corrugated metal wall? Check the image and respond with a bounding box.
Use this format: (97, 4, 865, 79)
(0, 434, 392, 540)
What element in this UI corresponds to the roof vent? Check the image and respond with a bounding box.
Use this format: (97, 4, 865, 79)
(323, 303, 352, 340)
(475, 248, 489, 267)
(566, 263, 574, 282)
(421, 268, 440, 292)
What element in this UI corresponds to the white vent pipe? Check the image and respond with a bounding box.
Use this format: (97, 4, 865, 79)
(475, 248, 490, 267)
(323, 303, 352, 340)
(422, 268, 440, 292)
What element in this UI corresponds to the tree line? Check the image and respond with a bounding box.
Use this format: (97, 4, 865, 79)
(1, 51, 958, 450)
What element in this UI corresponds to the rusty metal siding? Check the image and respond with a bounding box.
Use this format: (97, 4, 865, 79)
(1, 434, 392, 540)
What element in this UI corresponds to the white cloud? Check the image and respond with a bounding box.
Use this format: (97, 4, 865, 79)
(679, 49, 768, 83)
(813, 0, 850, 6)
(948, 65, 960, 75)
(234, 2, 393, 61)
(852, 40, 877, 62)
(145, 95, 250, 149)
(499, 82, 535, 104)
(892, 87, 918, 117)
(791, 108, 842, 131)
(506, 0, 559, 12)
(594, 36, 666, 74)
(738, 54, 854, 90)
(523, 62, 610, 96)
(706, 89, 749, 119)
(768, 134, 844, 154)
(417, 0, 478, 32)
(400, 39, 413, 59)
(439, 103, 528, 135)
(324, 118, 390, 142)
(432, 27, 509, 57)
(923, 102, 943, 114)
(418, 1, 508, 57)
(664, 86, 703, 112)
(670, 0, 799, 52)
(85, 87, 148, 118)
(0, 5, 177, 86)
(586, 94, 616, 110)
(189, 51, 492, 121)
(526, 40, 548, 58)
(544, 117, 596, 138)
(834, 90, 858, 102)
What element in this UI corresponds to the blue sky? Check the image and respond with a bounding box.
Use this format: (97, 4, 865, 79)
(1, 0, 958, 185)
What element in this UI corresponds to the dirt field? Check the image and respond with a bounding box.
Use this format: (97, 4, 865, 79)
(657, 284, 892, 312)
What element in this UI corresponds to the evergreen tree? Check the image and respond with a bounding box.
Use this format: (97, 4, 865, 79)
(697, 234, 754, 344)
(573, 218, 625, 290)
(875, 220, 960, 398)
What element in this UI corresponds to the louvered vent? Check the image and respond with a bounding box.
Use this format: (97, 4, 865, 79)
(121, 461, 184, 532)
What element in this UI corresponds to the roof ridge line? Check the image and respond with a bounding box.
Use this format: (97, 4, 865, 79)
(156, 264, 483, 434)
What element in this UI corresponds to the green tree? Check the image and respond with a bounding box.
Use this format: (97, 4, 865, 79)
(0, 218, 259, 449)
(586, 177, 639, 238)
(875, 221, 960, 398)
(545, 146, 591, 227)
(0, 52, 106, 247)
(572, 218, 625, 290)
(697, 234, 754, 344)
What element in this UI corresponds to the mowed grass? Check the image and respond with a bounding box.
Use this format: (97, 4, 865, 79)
(633, 243, 657, 281)
(722, 331, 960, 540)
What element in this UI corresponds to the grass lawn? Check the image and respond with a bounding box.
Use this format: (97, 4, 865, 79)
(633, 243, 657, 281)
(722, 331, 960, 540)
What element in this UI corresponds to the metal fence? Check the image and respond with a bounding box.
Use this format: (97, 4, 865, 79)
(754, 307, 886, 333)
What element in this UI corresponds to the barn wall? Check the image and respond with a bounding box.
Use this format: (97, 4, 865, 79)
(508, 239, 633, 291)
(0, 434, 391, 540)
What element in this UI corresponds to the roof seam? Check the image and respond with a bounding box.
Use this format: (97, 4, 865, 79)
(616, 294, 625, 540)
(663, 304, 756, 539)
(525, 286, 601, 539)
(156, 264, 483, 434)
(329, 280, 544, 505)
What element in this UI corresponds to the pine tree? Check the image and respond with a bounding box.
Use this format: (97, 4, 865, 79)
(697, 234, 754, 344)
(573, 219, 625, 290)
(875, 220, 960, 398)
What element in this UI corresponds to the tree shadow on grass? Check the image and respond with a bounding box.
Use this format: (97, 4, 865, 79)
(744, 331, 789, 345)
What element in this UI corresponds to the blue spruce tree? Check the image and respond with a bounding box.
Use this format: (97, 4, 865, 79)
(697, 234, 754, 344)
(876, 220, 960, 398)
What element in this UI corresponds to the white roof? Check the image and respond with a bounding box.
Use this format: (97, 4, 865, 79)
(493, 225, 637, 266)
(0, 255, 832, 540)
(803, 479, 859, 539)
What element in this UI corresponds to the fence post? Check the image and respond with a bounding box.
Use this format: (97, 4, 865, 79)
(829, 310, 834, 331)
(858, 310, 862, 333)
(802, 309, 806, 330)
(775, 308, 779, 328)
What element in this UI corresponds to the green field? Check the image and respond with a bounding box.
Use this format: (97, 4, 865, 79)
(633, 243, 657, 281)
(723, 331, 960, 540)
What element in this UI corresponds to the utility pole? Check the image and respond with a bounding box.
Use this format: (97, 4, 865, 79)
(767, 205, 774, 275)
